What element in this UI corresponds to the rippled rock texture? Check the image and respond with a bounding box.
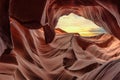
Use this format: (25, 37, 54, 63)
(0, 19, 120, 80)
(0, 0, 120, 80)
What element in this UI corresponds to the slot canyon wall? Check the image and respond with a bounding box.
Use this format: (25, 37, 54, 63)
(0, 0, 120, 80)
(1, 0, 120, 55)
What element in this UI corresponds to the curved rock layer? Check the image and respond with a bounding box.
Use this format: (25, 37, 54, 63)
(0, 18, 120, 80)
(0, 0, 120, 80)
(42, 0, 120, 43)
(0, 0, 120, 55)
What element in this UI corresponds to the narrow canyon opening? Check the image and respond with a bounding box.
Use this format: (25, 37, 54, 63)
(56, 13, 107, 37)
